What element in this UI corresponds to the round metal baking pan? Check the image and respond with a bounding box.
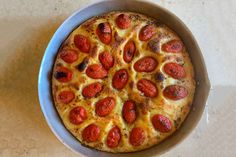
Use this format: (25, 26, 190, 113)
(38, 0, 210, 156)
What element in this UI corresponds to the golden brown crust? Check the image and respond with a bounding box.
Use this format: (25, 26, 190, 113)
(52, 11, 195, 153)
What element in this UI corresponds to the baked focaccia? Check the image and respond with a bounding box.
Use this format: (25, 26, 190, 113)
(52, 11, 195, 153)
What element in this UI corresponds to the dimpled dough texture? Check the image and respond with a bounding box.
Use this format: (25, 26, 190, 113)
(52, 11, 195, 153)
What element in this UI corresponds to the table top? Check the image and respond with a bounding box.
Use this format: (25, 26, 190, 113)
(0, 0, 236, 156)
